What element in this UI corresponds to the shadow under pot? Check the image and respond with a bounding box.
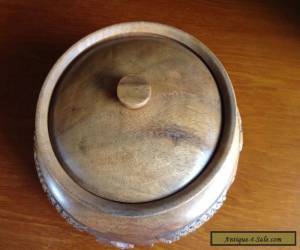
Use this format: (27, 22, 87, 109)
(34, 21, 243, 248)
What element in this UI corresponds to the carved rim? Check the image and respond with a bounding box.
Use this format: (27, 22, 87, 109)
(35, 150, 229, 248)
(35, 22, 236, 216)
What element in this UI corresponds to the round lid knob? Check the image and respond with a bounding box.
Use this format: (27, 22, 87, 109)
(117, 75, 151, 109)
(49, 35, 222, 203)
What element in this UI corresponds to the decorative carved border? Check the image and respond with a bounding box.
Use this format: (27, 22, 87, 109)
(158, 194, 227, 244)
(34, 145, 231, 248)
(34, 105, 243, 248)
(34, 151, 88, 231)
(158, 111, 242, 244)
(34, 149, 135, 249)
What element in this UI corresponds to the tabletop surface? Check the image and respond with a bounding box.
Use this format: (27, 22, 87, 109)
(0, 1, 299, 250)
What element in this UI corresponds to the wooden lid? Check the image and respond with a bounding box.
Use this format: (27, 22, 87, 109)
(49, 35, 222, 203)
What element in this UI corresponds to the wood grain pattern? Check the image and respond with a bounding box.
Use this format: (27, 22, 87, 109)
(49, 35, 221, 203)
(0, 0, 299, 250)
(36, 23, 239, 247)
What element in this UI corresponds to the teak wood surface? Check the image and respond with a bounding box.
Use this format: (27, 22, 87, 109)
(0, 1, 299, 250)
(49, 34, 223, 204)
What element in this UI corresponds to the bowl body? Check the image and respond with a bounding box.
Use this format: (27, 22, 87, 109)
(34, 22, 243, 248)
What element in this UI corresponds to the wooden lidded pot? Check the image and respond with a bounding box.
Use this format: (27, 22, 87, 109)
(35, 22, 243, 248)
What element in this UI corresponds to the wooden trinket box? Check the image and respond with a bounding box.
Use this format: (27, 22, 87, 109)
(34, 22, 242, 248)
